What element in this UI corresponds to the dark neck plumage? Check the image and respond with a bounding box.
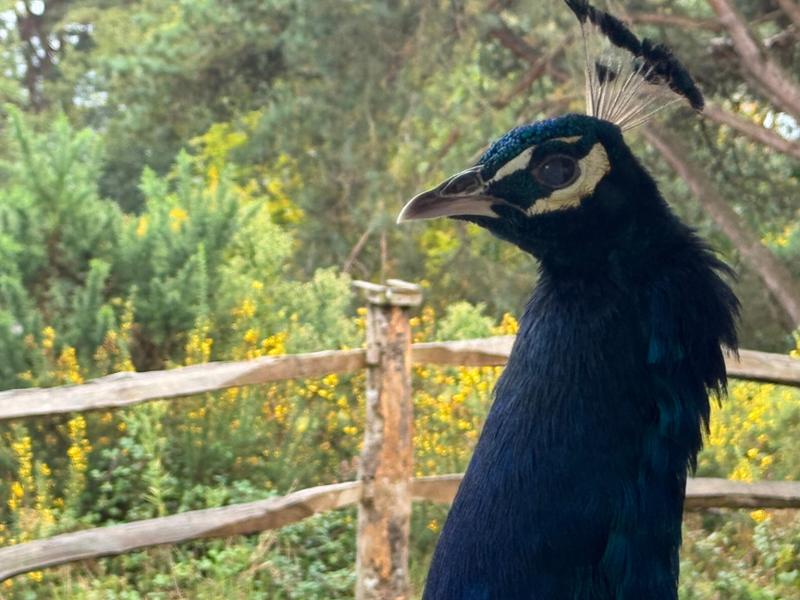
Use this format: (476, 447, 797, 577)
(424, 180, 738, 600)
(520, 186, 739, 468)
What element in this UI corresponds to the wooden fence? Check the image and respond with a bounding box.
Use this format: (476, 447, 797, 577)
(1, 279, 800, 597)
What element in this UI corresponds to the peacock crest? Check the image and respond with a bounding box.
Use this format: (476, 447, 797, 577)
(565, 0, 704, 130)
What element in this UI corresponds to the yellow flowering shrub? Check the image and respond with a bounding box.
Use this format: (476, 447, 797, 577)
(699, 381, 800, 483)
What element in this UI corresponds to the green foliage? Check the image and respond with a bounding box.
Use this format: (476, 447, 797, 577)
(0, 107, 121, 384)
(434, 301, 495, 341)
(0, 109, 355, 381)
(59, 1, 290, 209)
(680, 514, 800, 600)
(11, 511, 357, 599)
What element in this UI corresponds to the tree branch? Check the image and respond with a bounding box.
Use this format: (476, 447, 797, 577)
(707, 0, 800, 118)
(343, 225, 375, 274)
(627, 12, 722, 31)
(703, 103, 800, 161)
(775, 0, 800, 30)
(492, 39, 570, 109)
(643, 126, 800, 328)
(487, 20, 541, 64)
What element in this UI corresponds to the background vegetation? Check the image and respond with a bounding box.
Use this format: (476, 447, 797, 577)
(0, 0, 798, 598)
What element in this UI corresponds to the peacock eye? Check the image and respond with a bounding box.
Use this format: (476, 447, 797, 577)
(532, 155, 580, 189)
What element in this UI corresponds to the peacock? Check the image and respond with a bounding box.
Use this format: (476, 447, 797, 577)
(397, 1, 739, 599)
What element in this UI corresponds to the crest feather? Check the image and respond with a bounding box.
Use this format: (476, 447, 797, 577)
(565, 0, 703, 130)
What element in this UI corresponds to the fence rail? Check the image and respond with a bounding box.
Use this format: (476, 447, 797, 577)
(0, 349, 368, 420)
(0, 481, 361, 581)
(1, 280, 799, 594)
(1, 340, 798, 422)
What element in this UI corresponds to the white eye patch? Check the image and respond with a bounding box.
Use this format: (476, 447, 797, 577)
(488, 136, 583, 183)
(491, 147, 535, 182)
(526, 142, 610, 216)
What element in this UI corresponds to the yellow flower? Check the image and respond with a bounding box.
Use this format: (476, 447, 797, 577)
(10, 482, 24, 500)
(262, 332, 287, 356)
(41, 326, 56, 350)
(136, 215, 149, 237)
(207, 164, 220, 194)
(243, 328, 259, 345)
(494, 313, 519, 335)
(233, 298, 257, 320)
(185, 325, 214, 364)
(730, 461, 753, 482)
(188, 407, 206, 420)
(274, 403, 289, 424)
(168, 207, 189, 231)
(57, 346, 83, 384)
(749, 509, 769, 523)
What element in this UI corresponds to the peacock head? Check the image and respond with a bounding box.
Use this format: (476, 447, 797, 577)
(397, 115, 656, 259)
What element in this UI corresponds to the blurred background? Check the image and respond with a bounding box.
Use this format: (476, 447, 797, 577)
(0, 0, 798, 598)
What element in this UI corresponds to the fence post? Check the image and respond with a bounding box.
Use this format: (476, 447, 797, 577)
(352, 280, 422, 600)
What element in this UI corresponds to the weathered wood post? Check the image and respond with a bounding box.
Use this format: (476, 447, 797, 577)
(352, 279, 422, 600)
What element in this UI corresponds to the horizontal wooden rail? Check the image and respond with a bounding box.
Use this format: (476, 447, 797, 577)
(413, 336, 517, 367)
(413, 338, 800, 387)
(2, 476, 799, 581)
(684, 477, 800, 509)
(0, 349, 367, 421)
(724, 349, 800, 387)
(0, 338, 798, 421)
(412, 474, 800, 510)
(0, 481, 361, 581)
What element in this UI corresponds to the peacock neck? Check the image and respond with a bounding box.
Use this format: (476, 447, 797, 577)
(423, 195, 737, 599)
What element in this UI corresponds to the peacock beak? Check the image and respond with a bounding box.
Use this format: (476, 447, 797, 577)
(397, 167, 502, 223)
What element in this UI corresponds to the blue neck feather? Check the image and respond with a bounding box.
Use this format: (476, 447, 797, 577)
(424, 187, 738, 599)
